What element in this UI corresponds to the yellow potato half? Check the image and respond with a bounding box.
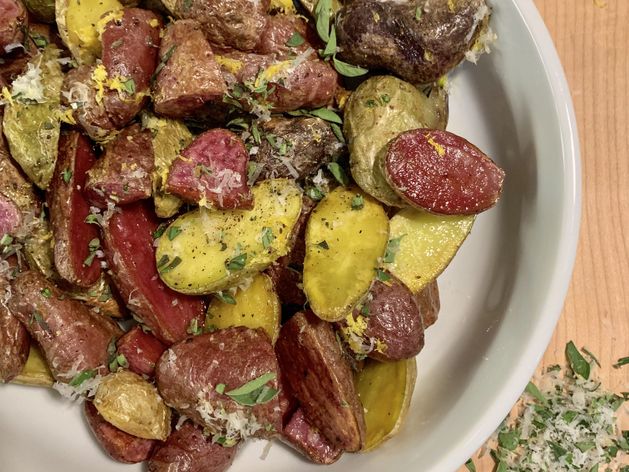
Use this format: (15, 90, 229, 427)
(11, 346, 54, 388)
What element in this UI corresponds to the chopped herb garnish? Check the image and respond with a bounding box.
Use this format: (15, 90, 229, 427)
(224, 372, 279, 406)
(314, 0, 332, 42)
(0, 234, 13, 246)
(327, 162, 349, 186)
(187, 318, 203, 336)
(309, 107, 342, 124)
(31, 311, 51, 333)
(316, 240, 329, 250)
(464, 459, 476, 472)
(215, 383, 226, 394)
(41, 288, 52, 298)
(566, 341, 591, 379)
(332, 55, 369, 77)
(30, 33, 48, 49)
(167, 226, 182, 241)
(216, 291, 236, 305)
(109, 353, 129, 371)
(121, 78, 135, 95)
(613, 356, 629, 369)
(305, 186, 325, 201)
(351, 194, 364, 210)
(225, 253, 247, 271)
(415, 6, 423, 20)
(383, 236, 405, 264)
(83, 238, 101, 267)
(360, 304, 370, 316)
(62, 168, 72, 183)
(152, 45, 176, 81)
(375, 269, 391, 282)
(159, 256, 182, 274)
(498, 429, 520, 451)
(153, 224, 167, 239)
(251, 123, 261, 144)
(69, 369, 96, 387)
(156, 254, 170, 270)
(322, 26, 337, 58)
(286, 31, 305, 47)
(85, 214, 99, 225)
(524, 381, 547, 405)
(261, 227, 274, 249)
(330, 122, 345, 143)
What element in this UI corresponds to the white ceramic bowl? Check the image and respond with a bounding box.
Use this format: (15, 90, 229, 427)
(0, 0, 580, 470)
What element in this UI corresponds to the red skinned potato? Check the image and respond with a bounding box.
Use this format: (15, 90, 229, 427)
(282, 408, 343, 465)
(155, 327, 283, 444)
(0, 194, 21, 237)
(0, 0, 27, 55)
(153, 20, 227, 119)
(116, 326, 166, 377)
(265, 259, 305, 307)
(255, 15, 313, 55)
(85, 124, 154, 207)
(8, 270, 122, 382)
(102, 202, 205, 345)
(340, 273, 424, 361)
(416, 279, 440, 329)
(101, 8, 161, 128)
(0, 277, 29, 382)
(84, 401, 156, 464)
(165, 129, 253, 210)
(147, 421, 237, 472)
(384, 129, 505, 215)
(48, 131, 102, 287)
(275, 311, 366, 452)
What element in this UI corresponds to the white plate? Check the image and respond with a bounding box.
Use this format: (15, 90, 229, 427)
(0, 0, 580, 470)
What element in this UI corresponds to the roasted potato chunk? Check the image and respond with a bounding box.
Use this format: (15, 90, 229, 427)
(206, 273, 281, 344)
(23, 0, 55, 23)
(303, 187, 388, 322)
(94, 370, 171, 441)
(355, 357, 417, 452)
(11, 345, 54, 387)
(384, 208, 474, 293)
(344, 76, 447, 207)
(156, 179, 303, 295)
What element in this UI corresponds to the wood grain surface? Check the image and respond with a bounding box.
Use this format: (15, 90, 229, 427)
(458, 1, 629, 470)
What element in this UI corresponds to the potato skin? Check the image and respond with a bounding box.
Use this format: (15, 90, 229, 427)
(116, 326, 166, 378)
(8, 270, 122, 382)
(0, 286, 29, 383)
(415, 279, 440, 329)
(336, 0, 489, 84)
(147, 421, 237, 472)
(281, 408, 343, 465)
(155, 327, 283, 442)
(0, 0, 27, 54)
(275, 311, 366, 452)
(84, 401, 156, 464)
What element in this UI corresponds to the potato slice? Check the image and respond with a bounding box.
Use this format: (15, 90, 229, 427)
(303, 187, 388, 322)
(355, 357, 417, 452)
(94, 370, 171, 440)
(55, 0, 123, 65)
(2, 46, 63, 190)
(156, 179, 303, 295)
(384, 209, 474, 293)
(11, 345, 54, 388)
(206, 273, 281, 343)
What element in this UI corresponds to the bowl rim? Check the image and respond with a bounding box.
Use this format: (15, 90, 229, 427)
(442, 0, 582, 470)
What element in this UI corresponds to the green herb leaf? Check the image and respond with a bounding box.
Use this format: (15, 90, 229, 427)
(261, 227, 274, 249)
(351, 194, 364, 210)
(309, 107, 342, 124)
(30, 33, 48, 49)
(85, 214, 99, 225)
(575, 440, 595, 453)
(31, 311, 51, 333)
(613, 356, 629, 369)
(566, 341, 591, 379)
(62, 168, 72, 183)
(383, 236, 405, 264)
(187, 318, 202, 336)
(375, 269, 391, 282)
(251, 123, 261, 144)
(159, 256, 182, 274)
(327, 162, 349, 186)
(226, 372, 276, 396)
(152, 45, 176, 81)
(415, 5, 423, 20)
(588, 464, 599, 472)
(216, 291, 237, 305)
(549, 441, 568, 459)
(168, 226, 182, 241)
(495, 462, 508, 472)
(581, 346, 601, 367)
(525, 381, 547, 405)
(464, 459, 476, 472)
(322, 26, 337, 58)
(332, 55, 369, 77)
(41, 288, 52, 298)
(156, 254, 170, 270)
(215, 383, 226, 394)
(286, 31, 305, 47)
(69, 369, 96, 387)
(121, 78, 135, 95)
(224, 372, 280, 406)
(316, 240, 329, 250)
(330, 122, 345, 143)
(498, 429, 520, 451)
(0, 234, 13, 245)
(315, 0, 332, 42)
(305, 186, 325, 201)
(225, 253, 247, 271)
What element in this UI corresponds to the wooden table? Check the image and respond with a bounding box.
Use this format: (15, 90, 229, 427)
(458, 1, 629, 470)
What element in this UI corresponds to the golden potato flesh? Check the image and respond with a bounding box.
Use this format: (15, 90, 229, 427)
(206, 273, 281, 343)
(156, 179, 303, 295)
(303, 187, 388, 322)
(355, 358, 417, 452)
(11, 345, 54, 388)
(384, 209, 474, 293)
(94, 370, 171, 440)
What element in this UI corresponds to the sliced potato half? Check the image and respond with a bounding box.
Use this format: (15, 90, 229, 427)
(355, 357, 417, 452)
(206, 273, 281, 343)
(384, 209, 474, 293)
(303, 187, 388, 322)
(11, 345, 54, 388)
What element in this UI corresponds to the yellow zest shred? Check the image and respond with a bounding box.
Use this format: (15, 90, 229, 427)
(426, 134, 446, 157)
(214, 55, 244, 75)
(91, 64, 108, 104)
(149, 18, 160, 28)
(268, 0, 296, 13)
(255, 61, 292, 87)
(374, 339, 388, 354)
(447, 0, 456, 13)
(56, 108, 77, 125)
(1, 87, 14, 106)
(95, 9, 125, 37)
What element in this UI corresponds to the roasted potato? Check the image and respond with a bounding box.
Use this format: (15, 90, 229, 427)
(416, 280, 440, 329)
(23, 0, 55, 23)
(206, 273, 281, 344)
(0, 0, 27, 52)
(94, 370, 171, 441)
(282, 408, 343, 465)
(55, 0, 123, 65)
(2, 46, 63, 189)
(303, 187, 388, 322)
(336, 0, 490, 84)
(156, 179, 303, 295)
(141, 112, 191, 218)
(0, 295, 29, 383)
(344, 76, 447, 207)
(10, 344, 54, 387)
(384, 208, 474, 293)
(355, 357, 416, 452)
(67, 275, 125, 319)
(22, 214, 56, 281)
(116, 327, 166, 378)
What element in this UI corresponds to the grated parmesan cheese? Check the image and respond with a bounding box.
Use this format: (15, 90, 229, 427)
(10, 61, 45, 103)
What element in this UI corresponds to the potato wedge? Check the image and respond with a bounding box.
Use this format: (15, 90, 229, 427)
(303, 187, 388, 322)
(206, 274, 280, 343)
(2, 46, 63, 189)
(140, 112, 191, 218)
(55, 0, 123, 65)
(94, 370, 171, 441)
(156, 179, 303, 295)
(11, 345, 54, 388)
(384, 209, 474, 293)
(344, 76, 447, 207)
(355, 357, 417, 452)
(23, 0, 56, 23)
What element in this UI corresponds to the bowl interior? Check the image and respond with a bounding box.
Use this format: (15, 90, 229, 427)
(0, 1, 579, 471)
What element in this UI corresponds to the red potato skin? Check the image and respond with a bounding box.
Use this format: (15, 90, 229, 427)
(85, 124, 154, 207)
(0, 194, 21, 236)
(0, 265, 29, 383)
(281, 408, 343, 465)
(384, 129, 505, 215)
(165, 129, 253, 210)
(0, 0, 27, 55)
(153, 20, 227, 119)
(7, 270, 122, 382)
(102, 202, 205, 345)
(265, 259, 305, 307)
(84, 401, 156, 464)
(275, 311, 366, 452)
(116, 326, 166, 377)
(147, 421, 237, 472)
(155, 327, 283, 439)
(415, 279, 440, 329)
(255, 15, 314, 56)
(101, 8, 161, 128)
(48, 131, 102, 287)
